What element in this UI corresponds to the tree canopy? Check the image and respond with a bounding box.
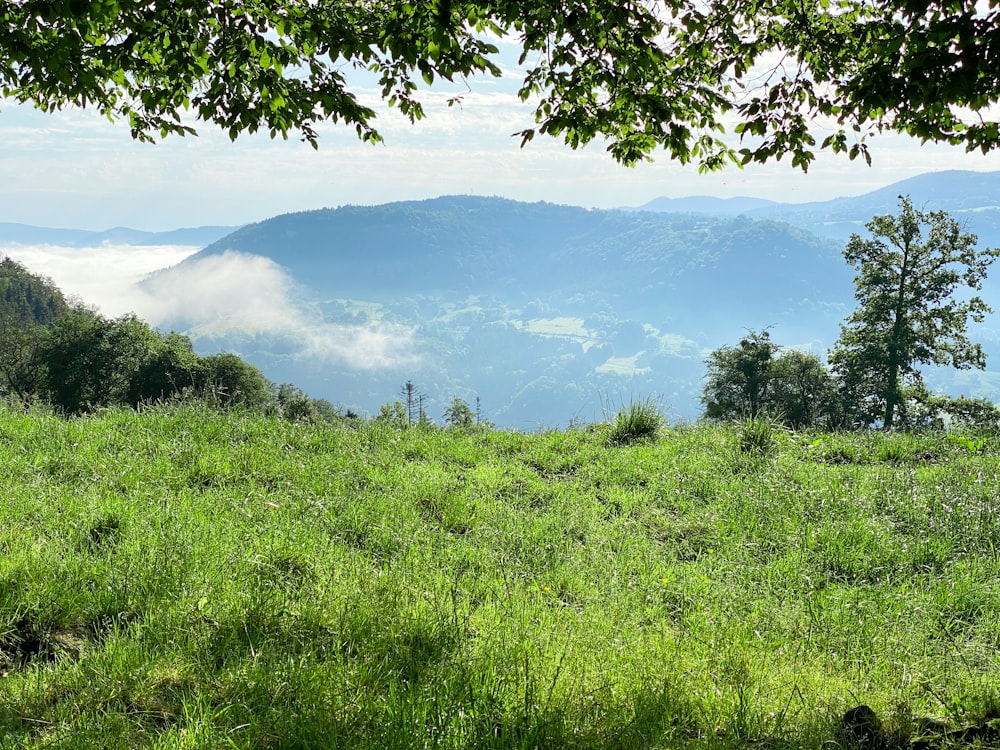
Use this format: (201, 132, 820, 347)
(0, 257, 68, 326)
(4, 0, 1000, 168)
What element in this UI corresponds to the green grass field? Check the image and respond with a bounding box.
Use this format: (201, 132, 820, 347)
(1, 405, 998, 748)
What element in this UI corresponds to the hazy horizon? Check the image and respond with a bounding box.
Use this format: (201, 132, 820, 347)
(5, 53, 1000, 233)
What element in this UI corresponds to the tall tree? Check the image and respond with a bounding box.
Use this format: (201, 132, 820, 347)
(830, 196, 1000, 429)
(399, 380, 422, 427)
(3, 1, 1000, 167)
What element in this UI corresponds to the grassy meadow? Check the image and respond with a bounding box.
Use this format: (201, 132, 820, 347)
(1, 405, 999, 748)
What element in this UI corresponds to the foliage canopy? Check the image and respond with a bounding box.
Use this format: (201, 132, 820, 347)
(5, 0, 1000, 167)
(0, 257, 68, 326)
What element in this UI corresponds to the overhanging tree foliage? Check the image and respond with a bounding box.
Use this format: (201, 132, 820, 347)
(830, 196, 1000, 429)
(4, 1, 1000, 167)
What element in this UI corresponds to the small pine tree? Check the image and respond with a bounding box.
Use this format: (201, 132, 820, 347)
(443, 396, 475, 429)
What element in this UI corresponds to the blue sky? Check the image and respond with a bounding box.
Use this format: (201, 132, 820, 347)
(3, 63, 1000, 231)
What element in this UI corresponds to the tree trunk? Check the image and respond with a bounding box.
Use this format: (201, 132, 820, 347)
(883, 360, 898, 429)
(884, 228, 914, 430)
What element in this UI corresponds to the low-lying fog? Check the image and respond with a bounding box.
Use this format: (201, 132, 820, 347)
(1, 244, 419, 372)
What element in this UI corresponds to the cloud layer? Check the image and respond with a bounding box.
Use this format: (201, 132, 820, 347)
(0, 244, 419, 371)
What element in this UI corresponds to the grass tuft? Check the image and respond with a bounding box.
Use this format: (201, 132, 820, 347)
(606, 396, 664, 446)
(738, 414, 781, 458)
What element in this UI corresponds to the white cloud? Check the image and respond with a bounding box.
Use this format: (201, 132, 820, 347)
(0, 243, 200, 314)
(142, 251, 421, 370)
(140, 251, 307, 331)
(0, 243, 419, 371)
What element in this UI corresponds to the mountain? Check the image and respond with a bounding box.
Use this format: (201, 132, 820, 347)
(138, 171, 1000, 428)
(154, 196, 853, 427)
(639, 170, 1000, 246)
(189, 196, 842, 307)
(0, 223, 240, 248)
(751, 170, 1000, 245)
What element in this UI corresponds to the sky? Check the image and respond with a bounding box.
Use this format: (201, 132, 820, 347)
(4, 56, 1000, 232)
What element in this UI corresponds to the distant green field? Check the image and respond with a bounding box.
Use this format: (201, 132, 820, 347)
(1, 406, 998, 748)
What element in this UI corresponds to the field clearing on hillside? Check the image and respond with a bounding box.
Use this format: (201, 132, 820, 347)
(0, 406, 998, 749)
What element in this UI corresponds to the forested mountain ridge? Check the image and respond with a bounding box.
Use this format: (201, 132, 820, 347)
(191, 195, 846, 313)
(161, 196, 856, 425)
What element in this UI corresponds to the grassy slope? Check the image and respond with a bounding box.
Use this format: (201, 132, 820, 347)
(0, 406, 998, 748)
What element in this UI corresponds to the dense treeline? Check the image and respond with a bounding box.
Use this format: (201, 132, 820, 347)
(0, 257, 341, 422)
(701, 329, 1000, 431)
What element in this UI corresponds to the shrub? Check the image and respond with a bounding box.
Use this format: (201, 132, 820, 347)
(197, 353, 274, 412)
(443, 396, 475, 430)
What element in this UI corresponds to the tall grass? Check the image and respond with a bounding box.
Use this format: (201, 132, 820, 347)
(0, 403, 998, 748)
(606, 396, 664, 445)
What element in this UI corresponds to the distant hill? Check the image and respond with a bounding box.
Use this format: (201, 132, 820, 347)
(630, 196, 779, 215)
(637, 170, 1000, 246)
(190, 196, 843, 307)
(0, 223, 240, 248)
(159, 196, 853, 426)
(749, 170, 1000, 244)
